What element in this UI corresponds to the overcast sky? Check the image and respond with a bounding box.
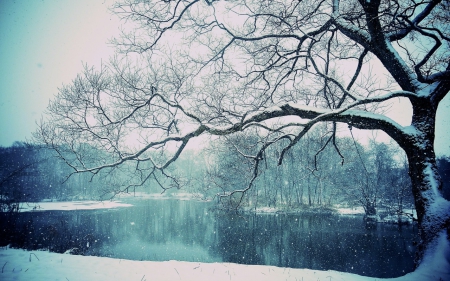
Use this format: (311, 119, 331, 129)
(0, 0, 449, 156)
(0, 0, 118, 146)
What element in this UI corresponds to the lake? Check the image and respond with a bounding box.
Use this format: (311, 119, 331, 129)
(1, 199, 417, 278)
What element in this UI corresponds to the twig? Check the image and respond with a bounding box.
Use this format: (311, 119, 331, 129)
(2, 262, 7, 273)
(174, 268, 180, 279)
(29, 253, 40, 262)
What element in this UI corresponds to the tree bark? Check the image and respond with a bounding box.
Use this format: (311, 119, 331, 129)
(402, 99, 450, 265)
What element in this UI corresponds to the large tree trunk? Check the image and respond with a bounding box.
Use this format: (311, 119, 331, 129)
(407, 150, 450, 265)
(403, 100, 450, 265)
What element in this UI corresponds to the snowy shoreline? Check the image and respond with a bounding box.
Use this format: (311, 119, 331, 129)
(12, 196, 417, 225)
(16, 200, 133, 212)
(1, 246, 448, 281)
(237, 205, 417, 225)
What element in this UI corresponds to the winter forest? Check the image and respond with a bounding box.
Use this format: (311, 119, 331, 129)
(4, 134, 448, 214)
(1, 0, 450, 280)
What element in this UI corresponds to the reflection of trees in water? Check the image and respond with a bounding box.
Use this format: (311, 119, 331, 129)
(214, 213, 264, 266)
(1, 200, 416, 278)
(0, 211, 106, 255)
(1, 200, 219, 260)
(215, 213, 417, 278)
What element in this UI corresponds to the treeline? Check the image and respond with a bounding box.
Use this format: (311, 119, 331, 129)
(175, 127, 450, 217)
(1, 131, 449, 218)
(0, 142, 107, 211)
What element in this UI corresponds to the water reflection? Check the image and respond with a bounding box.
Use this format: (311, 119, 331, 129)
(0, 199, 416, 278)
(215, 213, 416, 278)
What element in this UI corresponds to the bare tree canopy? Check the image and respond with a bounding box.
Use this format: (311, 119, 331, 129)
(36, 0, 450, 268)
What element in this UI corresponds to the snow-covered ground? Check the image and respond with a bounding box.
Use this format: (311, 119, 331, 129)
(336, 206, 417, 224)
(18, 200, 132, 212)
(12, 192, 207, 211)
(115, 191, 207, 201)
(336, 206, 366, 215)
(241, 205, 417, 225)
(1, 244, 449, 281)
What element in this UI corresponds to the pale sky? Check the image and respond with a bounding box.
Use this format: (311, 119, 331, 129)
(0, 0, 448, 156)
(0, 0, 118, 146)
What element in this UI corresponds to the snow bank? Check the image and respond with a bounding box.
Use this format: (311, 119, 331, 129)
(253, 207, 280, 213)
(412, 230, 450, 281)
(336, 207, 416, 224)
(1, 247, 448, 281)
(382, 214, 413, 224)
(116, 192, 167, 199)
(18, 200, 132, 212)
(116, 192, 207, 201)
(336, 206, 366, 215)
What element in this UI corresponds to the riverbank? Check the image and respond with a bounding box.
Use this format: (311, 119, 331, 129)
(1, 245, 448, 281)
(237, 205, 417, 224)
(14, 197, 417, 225)
(17, 200, 132, 212)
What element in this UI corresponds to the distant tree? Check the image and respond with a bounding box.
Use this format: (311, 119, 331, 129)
(0, 142, 42, 210)
(36, 0, 450, 267)
(206, 132, 260, 208)
(0, 143, 112, 204)
(333, 138, 414, 219)
(383, 155, 414, 222)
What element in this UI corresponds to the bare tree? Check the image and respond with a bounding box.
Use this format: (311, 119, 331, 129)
(35, 0, 450, 267)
